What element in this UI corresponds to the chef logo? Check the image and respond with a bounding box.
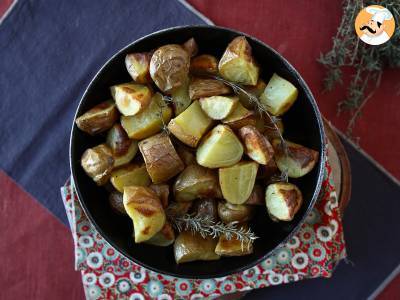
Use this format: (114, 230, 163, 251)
(355, 5, 395, 45)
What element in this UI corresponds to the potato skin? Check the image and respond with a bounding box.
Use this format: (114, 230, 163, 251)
(174, 164, 222, 202)
(215, 230, 254, 256)
(239, 125, 274, 165)
(218, 36, 259, 85)
(218, 202, 254, 224)
(182, 37, 198, 57)
(239, 79, 267, 109)
(265, 182, 303, 221)
(149, 184, 170, 208)
(145, 222, 175, 247)
(189, 78, 231, 100)
(176, 144, 196, 166)
(139, 133, 184, 184)
(76, 101, 119, 135)
(166, 201, 193, 217)
(125, 52, 151, 84)
(106, 124, 132, 156)
(190, 54, 218, 75)
(192, 198, 219, 222)
(108, 191, 127, 215)
(222, 102, 257, 130)
(81, 144, 114, 185)
(244, 184, 264, 205)
(150, 44, 190, 93)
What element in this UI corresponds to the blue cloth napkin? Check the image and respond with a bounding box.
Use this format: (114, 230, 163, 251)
(0, 0, 207, 224)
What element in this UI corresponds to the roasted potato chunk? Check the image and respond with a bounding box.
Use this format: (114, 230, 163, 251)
(192, 198, 219, 222)
(272, 139, 319, 178)
(139, 133, 184, 183)
(125, 52, 151, 84)
(219, 161, 258, 204)
(265, 182, 303, 221)
(259, 73, 298, 116)
(262, 118, 284, 140)
(123, 186, 166, 243)
(174, 165, 221, 202)
(108, 191, 127, 215)
(190, 54, 218, 75)
(239, 125, 274, 165)
(239, 79, 267, 109)
(189, 78, 231, 100)
(149, 184, 170, 208)
(121, 93, 172, 140)
(81, 144, 114, 185)
(110, 163, 151, 193)
(113, 142, 138, 168)
(218, 202, 254, 224)
(244, 184, 264, 205)
(106, 124, 139, 167)
(168, 101, 213, 147)
(150, 44, 190, 93)
(176, 144, 196, 166)
(196, 125, 243, 168)
(199, 96, 239, 120)
(145, 222, 175, 247)
(182, 37, 198, 57)
(218, 36, 259, 85)
(174, 231, 220, 264)
(75, 101, 119, 135)
(215, 229, 254, 256)
(222, 102, 257, 130)
(166, 201, 193, 217)
(171, 77, 191, 115)
(110, 83, 152, 116)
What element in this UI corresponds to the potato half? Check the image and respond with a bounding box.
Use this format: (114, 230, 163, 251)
(199, 96, 239, 120)
(189, 78, 231, 100)
(150, 44, 190, 93)
(239, 125, 274, 165)
(218, 36, 259, 85)
(121, 92, 172, 140)
(171, 77, 191, 116)
(81, 144, 114, 185)
(139, 133, 184, 183)
(168, 101, 213, 147)
(75, 101, 119, 135)
(222, 102, 257, 130)
(125, 52, 151, 84)
(196, 125, 243, 168)
(174, 231, 220, 264)
(145, 222, 175, 247)
(190, 54, 218, 75)
(259, 73, 298, 116)
(272, 139, 319, 178)
(265, 182, 303, 221)
(218, 201, 254, 224)
(123, 186, 166, 243)
(174, 164, 221, 202)
(110, 163, 151, 193)
(110, 83, 152, 116)
(219, 161, 258, 204)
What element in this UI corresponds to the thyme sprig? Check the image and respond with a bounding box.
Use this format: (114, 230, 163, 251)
(319, 0, 400, 139)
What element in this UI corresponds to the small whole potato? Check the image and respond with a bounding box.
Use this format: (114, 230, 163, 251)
(150, 44, 190, 93)
(218, 201, 255, 224)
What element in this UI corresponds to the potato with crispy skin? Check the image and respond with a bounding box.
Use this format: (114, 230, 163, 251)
(145, 222, 175, 247)
(189, 78, 231, 100)
(239, 78, 267, 109)
(149, 184, 170, 208)
(176, 144, 196, 166)
(174, 164, 221, 202)
(265, 182, 303, 221)
(190, 54, 218, 75)
(110, 83, 152, 116)
(262, 118, 284, 140)
(123, 186, 166, 243)
(150, 44, 190, 93)
(244, 184, 264, 205)
(168, 101, 213, 148)
(215, 225, 254, 256)
(260, 73, 298, 116)
(174, 231, 220, 264)
(125, 52, 151, 84)
(139, 133, 184, 183)
(110, 163, 151, 192)
(171, 77, 191, 115)
(196, 125, 243, 168)
(199, 96, 239, 120)
(219, 161, 258, 204)
(182, 37, 198, 57)
(75, 101, 119, 135)
(222, 102, 257, 130)
(106, 124, 138, 167)
(272, 139, 319, 178)
(108, 191, 127, 215)
(81, 144, 114, 185)
(239, 125, 274, 165)
(218, 36, 259, 85)
(218, 201, 254, 224)
(121, 93, 172, 140)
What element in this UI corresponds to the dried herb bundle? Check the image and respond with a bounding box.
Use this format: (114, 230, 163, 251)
(319, 0, 400, 139)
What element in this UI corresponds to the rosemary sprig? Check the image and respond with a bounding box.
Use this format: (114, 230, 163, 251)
(168, 213, 259, 249)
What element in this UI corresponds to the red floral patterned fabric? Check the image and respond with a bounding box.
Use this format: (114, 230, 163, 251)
(61, 161, 346, 299)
